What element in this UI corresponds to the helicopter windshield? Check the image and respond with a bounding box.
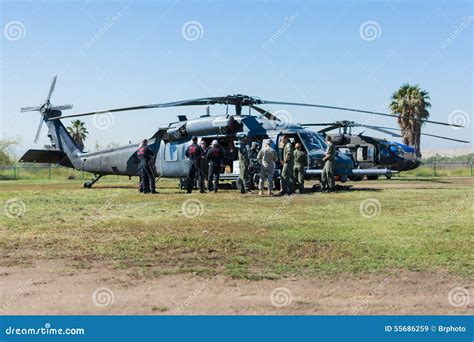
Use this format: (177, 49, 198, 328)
(299, 132, 327, 151)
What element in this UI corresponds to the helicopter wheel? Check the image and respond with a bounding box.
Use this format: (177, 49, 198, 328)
(367, 175, 379, 181)
(83, 181, 92, 188)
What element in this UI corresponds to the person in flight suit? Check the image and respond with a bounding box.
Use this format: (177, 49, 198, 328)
(280, 135, 295, 195)
(185, 136, 205, 193)
(206, 140, 224, 193)
(248, 141, 260, 189)
(137, 139, 157, 194)
(257, 139, 278, 196)
(293, 142, 307, 194)
(321, 135, 336, 192)
(238, 136, 251, 194)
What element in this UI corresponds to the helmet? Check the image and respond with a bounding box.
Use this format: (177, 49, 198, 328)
(212, 140, 219, 146)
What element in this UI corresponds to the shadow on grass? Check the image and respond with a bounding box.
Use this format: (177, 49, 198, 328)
(390, 177, 451, 184)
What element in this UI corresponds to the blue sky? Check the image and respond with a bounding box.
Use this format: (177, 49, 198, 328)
(1, 0, 472, 153)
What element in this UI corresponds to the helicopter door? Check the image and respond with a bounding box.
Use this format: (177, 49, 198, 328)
(158, 141, 189, 177)
(356, 145, 375, 162)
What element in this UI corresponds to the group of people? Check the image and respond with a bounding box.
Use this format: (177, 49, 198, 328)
(185, 137, 223, 193)
(136, 134, 336, 195)
(185, 134, 336, 195)
(275, 134, 336, 195)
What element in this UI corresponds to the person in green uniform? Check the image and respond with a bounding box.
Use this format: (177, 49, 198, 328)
(280, 135, 295, 195)
(321, 135, 336, 192)
(293, 142, 307, 193)
(238, 136, 251, 194)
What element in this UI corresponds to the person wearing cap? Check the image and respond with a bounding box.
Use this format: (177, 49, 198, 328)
(185, 136, 205, 193)
(257, 139, 278, 195)
(205, 140, 224, 193)
(238, 136, 251, 194)
(137, 139, 157, 194)
(321, 135, 336, 192)
(280, 135, 295, 195)
(293, 142, 307, 193)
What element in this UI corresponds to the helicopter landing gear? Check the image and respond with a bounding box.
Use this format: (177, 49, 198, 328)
(367, 175, 379, 181)
(84, 174, 103, 188)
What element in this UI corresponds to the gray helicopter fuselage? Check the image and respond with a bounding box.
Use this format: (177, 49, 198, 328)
(21, 111, 396, 183)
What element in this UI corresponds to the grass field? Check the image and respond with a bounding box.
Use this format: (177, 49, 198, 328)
(1, 177, 472, 281)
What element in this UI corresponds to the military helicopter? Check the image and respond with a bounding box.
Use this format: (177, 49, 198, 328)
(18, 76, 465, 188)
(303, 120, 470, 180)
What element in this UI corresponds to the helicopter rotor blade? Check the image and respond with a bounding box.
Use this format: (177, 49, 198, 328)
(418, 132, 470, 143)
(355, 124, 402, 137)
(249, 105, 280, 121)
(46, 75, 57, 103)
(34, 116, 44, 143)
(260, 100, 464, 128)
(301, 123, 338, 127)
(51, 104, 73, 111)
(360, 125, 470, 143)
(48, 97, 225, 120)
(20, 106, 42, 113)
(318, 126, 340, 134)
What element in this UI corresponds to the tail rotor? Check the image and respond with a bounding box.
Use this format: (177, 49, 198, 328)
(20, 75, 73, 143)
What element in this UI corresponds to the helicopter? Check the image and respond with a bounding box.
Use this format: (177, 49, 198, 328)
(302, 120, 470, 180)
(18, 76, 465, 188)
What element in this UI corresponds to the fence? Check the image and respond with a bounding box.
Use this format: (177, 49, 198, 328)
(396, 162, 473, 177)
(0, 162, 472, 181)
(0, 164, 92, 180)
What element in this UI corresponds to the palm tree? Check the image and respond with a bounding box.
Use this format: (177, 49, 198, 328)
(389, 84, 431, 158)
(67, 120, 89, 150)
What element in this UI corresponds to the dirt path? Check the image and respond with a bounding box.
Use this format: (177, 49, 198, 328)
(1, 260, 472, 315)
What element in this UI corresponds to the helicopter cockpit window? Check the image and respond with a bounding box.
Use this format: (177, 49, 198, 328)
(164, 142, 178, 161)
(299, 132, 327, 151)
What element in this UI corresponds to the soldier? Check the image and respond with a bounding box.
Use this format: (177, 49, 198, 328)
(238, 136, 251, 194)
(321, 135, 336, 192)
(200, 140, 208, 190)
(137, 139, 157, 194)
(293, 142, 307, 193)
(185, 136, 205, 193)
(206, 140, 224, 193)
(257, 139, 278, 196)
(280, 135, 295, 195)
(248, 141, 260, 189)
